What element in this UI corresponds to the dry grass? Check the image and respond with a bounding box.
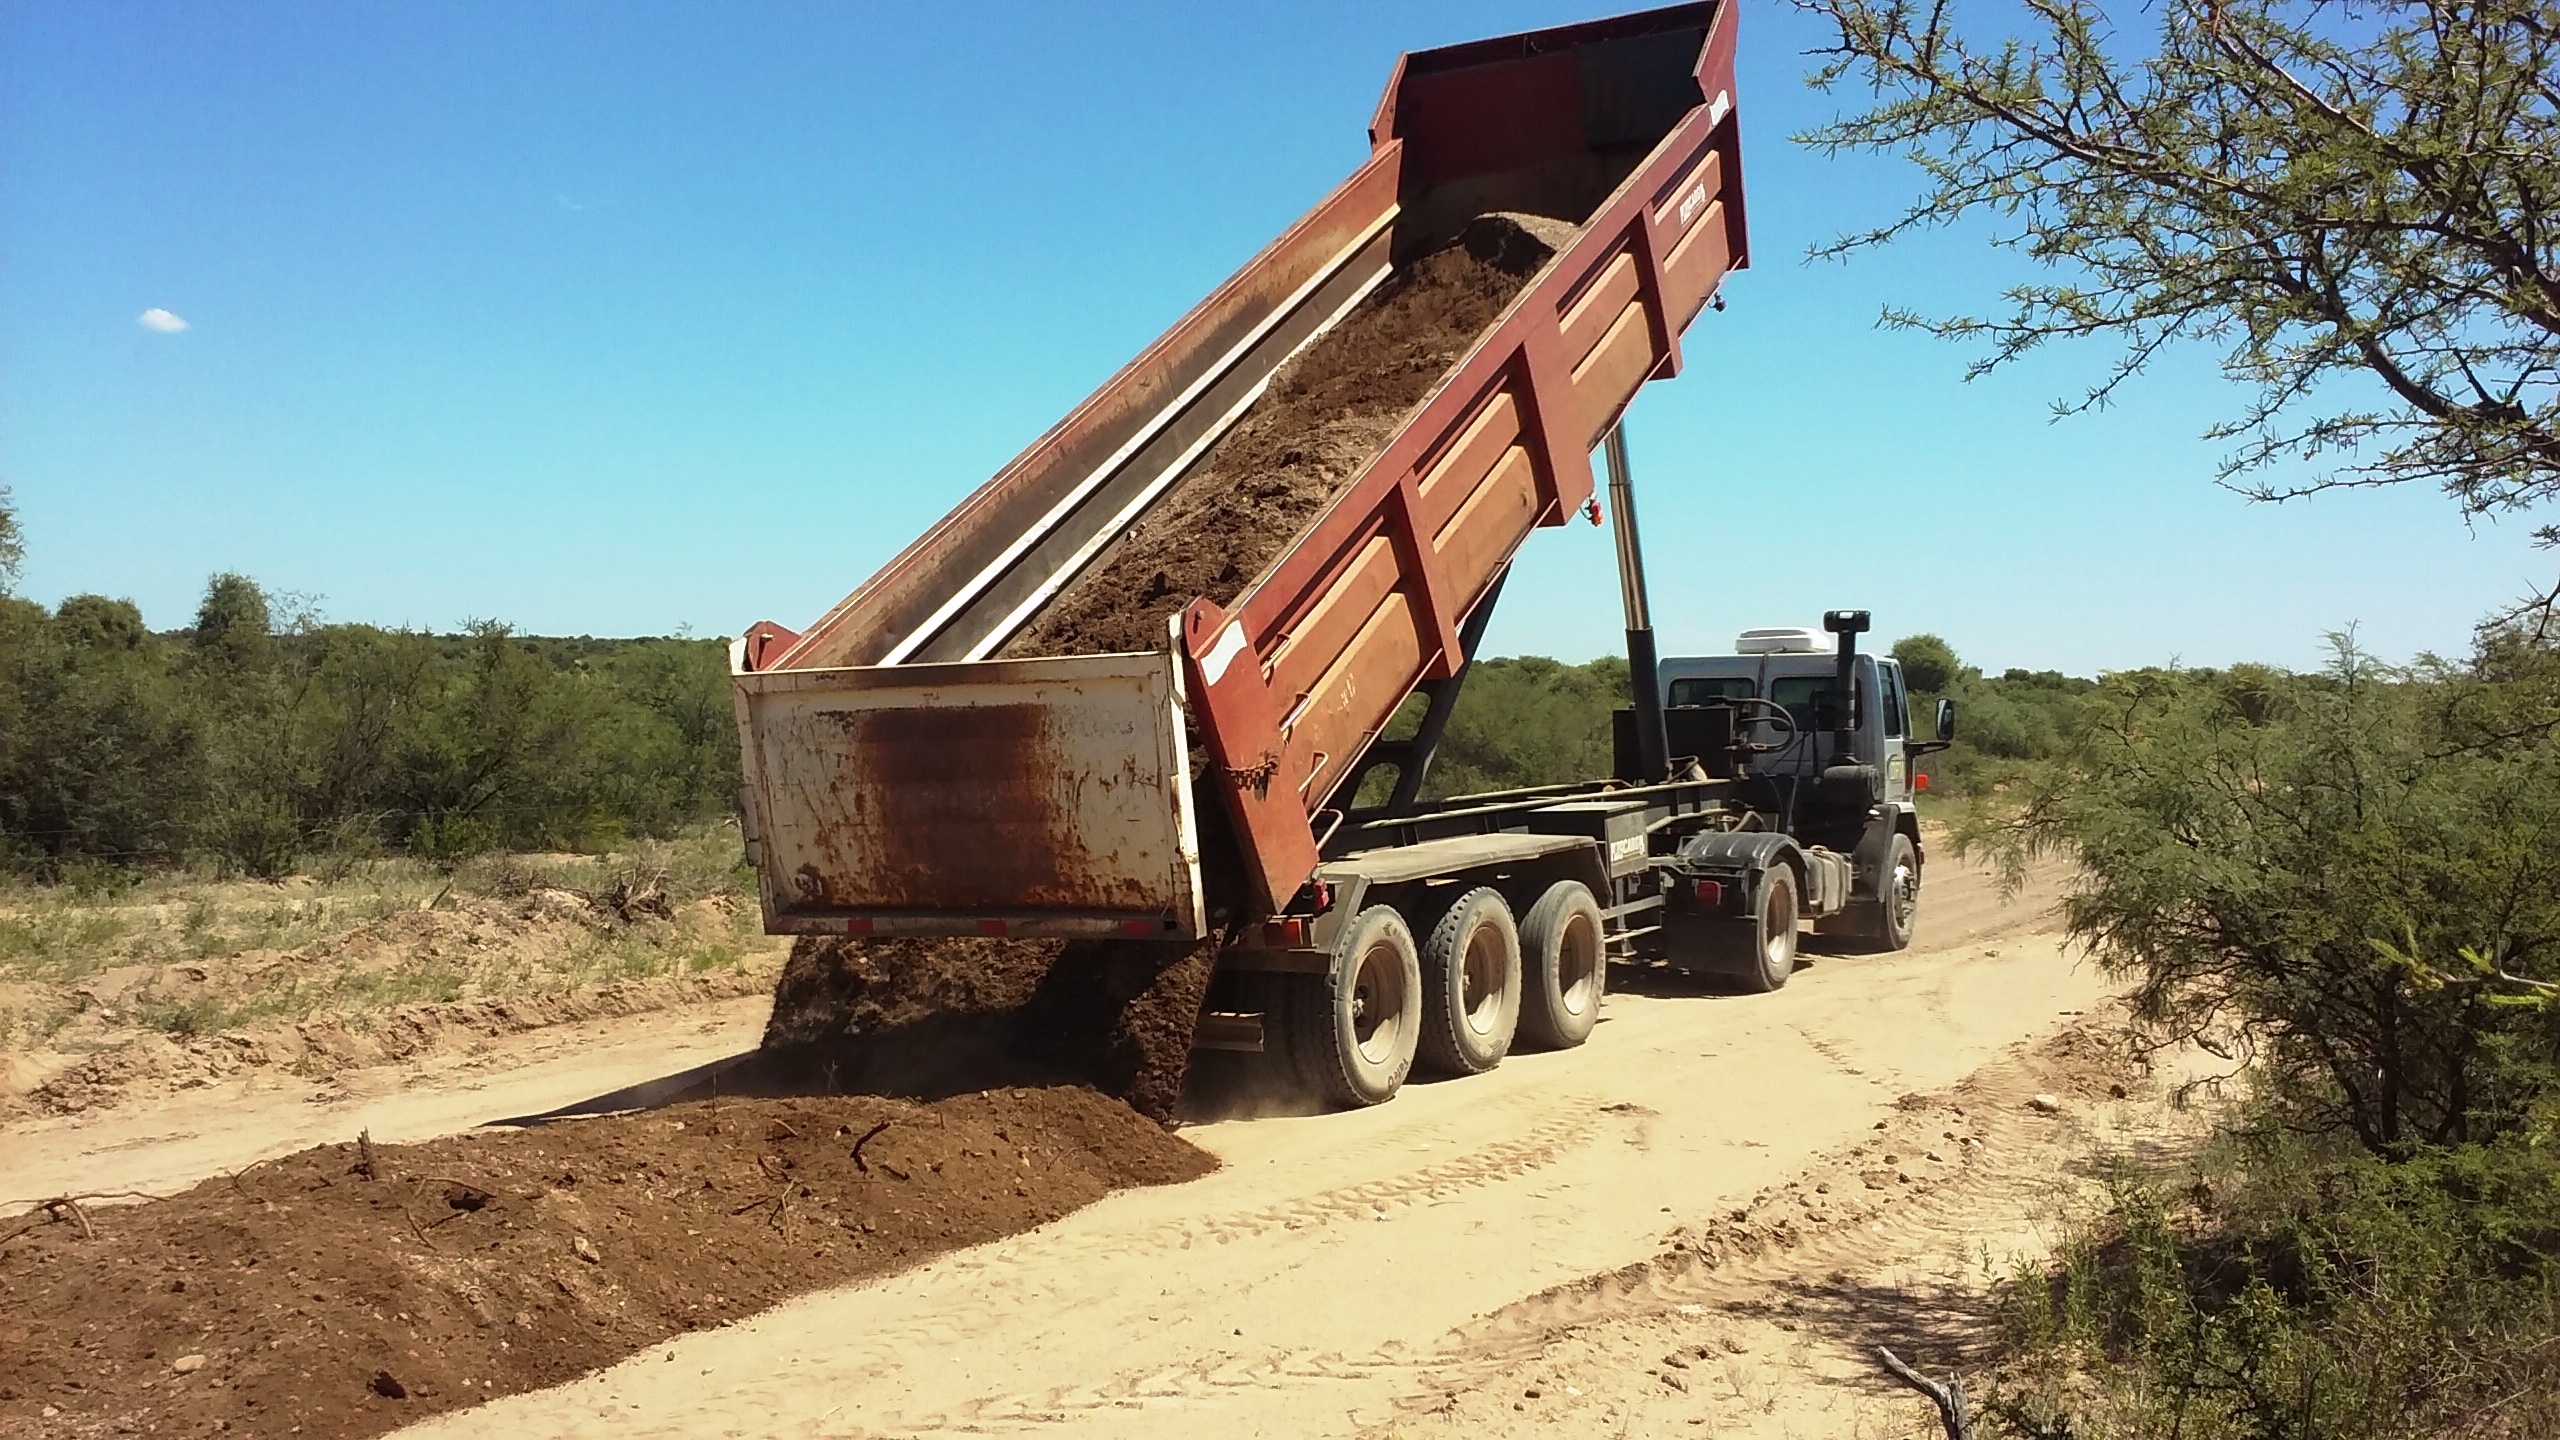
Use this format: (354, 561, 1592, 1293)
(0, 826, 775, 1057)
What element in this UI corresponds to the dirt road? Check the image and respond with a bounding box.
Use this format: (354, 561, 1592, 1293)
(365, 857, 2112, 1439)
(4, 854, 2134, 1438)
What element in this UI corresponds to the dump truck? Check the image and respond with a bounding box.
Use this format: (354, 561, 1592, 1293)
(730, 2, 1945, 1108)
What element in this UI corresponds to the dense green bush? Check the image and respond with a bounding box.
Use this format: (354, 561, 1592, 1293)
(1968, 629, 2560, 1437)
(1893, 633, 2098, 794)
(1968, 637, 2560, 1154)
(0, 593, 203, 871)
(0, 556, 738, 877)
(2002, 1125, 2560, 1440)
(1423, 654, 1632, 797)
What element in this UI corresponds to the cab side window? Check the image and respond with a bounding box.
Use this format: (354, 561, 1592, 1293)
(1879, 662, 1907, 739)
(1766, 676, 1830, 731)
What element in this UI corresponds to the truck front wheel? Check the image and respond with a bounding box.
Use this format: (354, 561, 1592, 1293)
(1871, 832, 1919, 952)
(1284, 904, 1422, 1107)
(1418, 887, 1521, 1076)
(1517, 880, 1606, 1049)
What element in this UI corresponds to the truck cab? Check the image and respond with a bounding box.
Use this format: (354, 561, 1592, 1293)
(1653, 615, 1951, 955)
(1660, 627, 1920, 803)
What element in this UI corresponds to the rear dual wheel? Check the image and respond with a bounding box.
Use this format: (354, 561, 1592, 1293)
(1518, 880, 1605, 1049)
(1419, 888, 1522, 1076)
(1703, 866, 1798, 993)
(1283, 880, 1606, 1108)
(1284, 905, 1422, 1108)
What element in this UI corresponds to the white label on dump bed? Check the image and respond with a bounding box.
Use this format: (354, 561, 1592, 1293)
(1202, 621, 1250, 685)
(1678, 183, 1709, 228)
(1610, 835, 1646, 864)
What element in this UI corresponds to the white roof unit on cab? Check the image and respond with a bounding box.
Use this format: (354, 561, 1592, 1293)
(1735, 627, 1829, 655)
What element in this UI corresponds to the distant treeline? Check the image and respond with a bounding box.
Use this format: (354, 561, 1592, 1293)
(0, 481, 2077, 879)
(0, 571, 735, 878)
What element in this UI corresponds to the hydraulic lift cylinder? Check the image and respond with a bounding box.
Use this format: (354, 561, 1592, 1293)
(1604, 424, 1671, 783)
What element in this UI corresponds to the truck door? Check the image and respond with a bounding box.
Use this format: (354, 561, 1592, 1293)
(1876, 658, 1912, 802)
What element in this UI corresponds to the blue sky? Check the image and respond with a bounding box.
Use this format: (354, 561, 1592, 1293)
(2, 0, 2546, 674)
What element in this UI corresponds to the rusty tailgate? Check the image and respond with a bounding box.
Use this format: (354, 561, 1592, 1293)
(731, 646, 1205, 940)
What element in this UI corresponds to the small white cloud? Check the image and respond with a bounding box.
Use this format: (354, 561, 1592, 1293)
(138, 308, 189, 333)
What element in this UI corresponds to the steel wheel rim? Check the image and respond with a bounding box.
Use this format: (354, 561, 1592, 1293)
(1556, 911, 1600, 1016)
(1460, 923, 1506, 1036)
(1887, 861, 1917, 934)
(1351, 940, 1408, 1064)
(1761, 889, 1793, 971)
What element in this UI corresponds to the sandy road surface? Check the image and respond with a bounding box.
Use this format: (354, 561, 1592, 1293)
(1377, 1027, 2226, 1438)
(366, 858, 2103, 1440)
(0, 995, 773, 1208)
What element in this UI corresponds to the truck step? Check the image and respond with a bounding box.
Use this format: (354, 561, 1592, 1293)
(1193, 1012, 1268, 1054)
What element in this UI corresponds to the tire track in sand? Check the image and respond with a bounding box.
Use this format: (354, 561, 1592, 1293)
(755, 1102, 1623, 1434)
(875, 1025, 2180, 1436)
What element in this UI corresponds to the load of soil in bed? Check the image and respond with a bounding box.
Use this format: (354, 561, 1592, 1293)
(0, 1088, 1210, 1440)
(999, 211, 1577, 660)
(759, 935, 1216, 1126)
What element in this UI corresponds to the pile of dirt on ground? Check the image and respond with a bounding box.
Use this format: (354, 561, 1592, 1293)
(1000, 212, 1576, 659)
(758, 936, 1216, 1124)
(0, 1087, 1211, 1440)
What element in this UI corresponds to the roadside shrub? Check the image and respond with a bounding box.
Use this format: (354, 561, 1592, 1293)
(1997, 1123, 2560, 1440)
(1968, 626, 2560, 1438)
(1964, 636, 2560, 1154)
(0, 601, 202, 873)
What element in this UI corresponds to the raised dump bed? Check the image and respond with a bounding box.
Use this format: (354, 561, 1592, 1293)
(733, 1, 1747, 942)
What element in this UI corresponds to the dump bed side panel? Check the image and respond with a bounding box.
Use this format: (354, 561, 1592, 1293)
(732, 649, 1204, 940)
(1181, 2, 1746, 915)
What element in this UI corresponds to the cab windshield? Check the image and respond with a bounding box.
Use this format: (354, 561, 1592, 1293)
(1767, 675, 1841, 730)
(1666, 676, 1754, 706)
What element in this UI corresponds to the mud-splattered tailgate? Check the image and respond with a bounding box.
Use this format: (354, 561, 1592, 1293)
(730, 644, 1207, 941)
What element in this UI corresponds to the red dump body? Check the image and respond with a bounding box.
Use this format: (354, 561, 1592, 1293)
(1182, 6, 1747, 913)
(732, 3, 1746, 938)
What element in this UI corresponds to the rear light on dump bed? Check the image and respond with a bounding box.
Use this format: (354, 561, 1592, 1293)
(1692, 879, 1724, 906)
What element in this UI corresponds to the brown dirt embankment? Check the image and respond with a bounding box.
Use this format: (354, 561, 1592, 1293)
(0, 1087, 1210, 1440)
(1001, 213, 1574, 659)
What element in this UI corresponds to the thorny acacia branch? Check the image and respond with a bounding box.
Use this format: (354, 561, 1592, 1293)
(1799, 0, 2560, 559)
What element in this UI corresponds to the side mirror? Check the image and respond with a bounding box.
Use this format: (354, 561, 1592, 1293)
(1935, 697, 1957, 742)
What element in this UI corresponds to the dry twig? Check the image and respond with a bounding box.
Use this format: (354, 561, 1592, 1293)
(1876, 1346, 1973, 1440)
(850, 1121, 893, 1174)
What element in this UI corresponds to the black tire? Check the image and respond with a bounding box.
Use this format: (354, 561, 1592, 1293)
(1710, 866, 1799, 992)
(1869, 831, 1919, 952)
(1282, 904, 1421, 1107)
(1417, 887, 1521, 1075)
(1517, 880, 1606, 1049)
